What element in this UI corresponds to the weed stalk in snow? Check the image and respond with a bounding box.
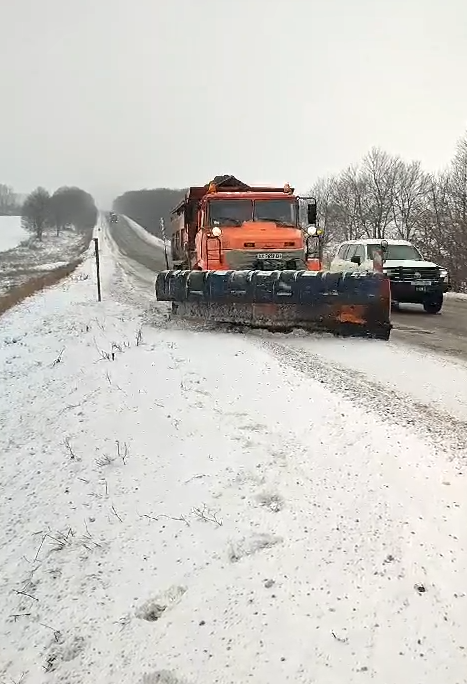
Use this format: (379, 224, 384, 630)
(192, 503, 223, 526)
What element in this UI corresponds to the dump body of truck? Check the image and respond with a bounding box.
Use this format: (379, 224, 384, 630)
(156, 175, 392, 340)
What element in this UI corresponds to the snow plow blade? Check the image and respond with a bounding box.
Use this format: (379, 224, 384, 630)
(155, 269, 392, 340)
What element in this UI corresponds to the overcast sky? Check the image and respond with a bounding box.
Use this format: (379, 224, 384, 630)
(1, 0, 467, 206)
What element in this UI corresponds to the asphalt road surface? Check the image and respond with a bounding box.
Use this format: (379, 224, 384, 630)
(391, 297, 467, 361)
(108, 215, 169, 274)
(109, 215, 467, 361)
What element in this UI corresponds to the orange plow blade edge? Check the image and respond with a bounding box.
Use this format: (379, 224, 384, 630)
(155, 269, 392, 340)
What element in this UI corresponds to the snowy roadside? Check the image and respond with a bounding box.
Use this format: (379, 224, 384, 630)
(446, 290, 467, 301)
(121, 214, 170, 251)
(262, 330, 467, 426)
(1, 229, 467, 683)
(0, 225, 92, 299)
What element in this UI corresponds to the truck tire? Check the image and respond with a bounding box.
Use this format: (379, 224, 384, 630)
(423, 294, 443, 314)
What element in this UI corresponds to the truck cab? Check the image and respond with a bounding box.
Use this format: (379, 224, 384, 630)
(170, 175, 319, 272)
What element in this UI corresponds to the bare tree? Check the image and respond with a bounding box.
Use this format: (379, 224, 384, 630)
(360, 147, 400, 239)
(49, 186, 98, 237)
(0, 184, 19, 215)
(309, 176, 336, 240)
(49, 187, 71, 236)
(336, 165, 371, 239)
(391, 160, 430, 241)
(22, 187, 51, 240)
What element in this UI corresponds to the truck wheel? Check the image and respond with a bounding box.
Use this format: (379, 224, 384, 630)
(423, 295, 443, 314)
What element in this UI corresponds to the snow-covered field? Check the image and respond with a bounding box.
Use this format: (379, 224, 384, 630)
(1, 215, 467, 684)
(0, 215, 28, 252)
(0, 227, 91, 298)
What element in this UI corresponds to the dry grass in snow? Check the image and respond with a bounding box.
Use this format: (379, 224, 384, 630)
(0, 225, 91, 300)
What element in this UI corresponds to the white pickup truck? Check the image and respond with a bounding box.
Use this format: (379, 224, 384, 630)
(330, 238, 450, 313)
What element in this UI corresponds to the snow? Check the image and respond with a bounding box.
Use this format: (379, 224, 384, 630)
(446, 291, 467, 301)
(29, 261, 70, 271)
(0, 215, 27, 252)
(0, 227, 90, 297)
(122, 214, 170, 251)
(1, 215, 467, 683)
(276, 333, 467, 423)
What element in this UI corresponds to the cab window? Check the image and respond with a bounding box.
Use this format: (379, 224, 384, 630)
(354, 244, 365, 261)
(345, 245, 357, 261)
(337, 244, 349, 258)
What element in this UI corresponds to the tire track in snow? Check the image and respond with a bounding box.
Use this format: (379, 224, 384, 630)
(144, 310, 467, 458)
(256, 337, 467, 459)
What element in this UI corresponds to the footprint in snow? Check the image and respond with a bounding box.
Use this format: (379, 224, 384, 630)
(140, 671, 190, 684)
(44, 634, 86, 673)
(228, 532, 283, 563)
(230, 470, 266, 488)
(255, 491, 285, 513)
(238, 422, 268, 433)
(135, 585, 187, 622)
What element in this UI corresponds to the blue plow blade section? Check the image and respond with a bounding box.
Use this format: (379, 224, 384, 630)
(155, 269, 392, 340)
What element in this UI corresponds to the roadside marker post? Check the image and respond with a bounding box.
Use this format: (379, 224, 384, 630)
(160, 218, 169, 269)
(93, 237, 102, 302)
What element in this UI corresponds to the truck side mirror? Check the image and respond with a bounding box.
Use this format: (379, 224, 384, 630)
(307, 202, 317, 225)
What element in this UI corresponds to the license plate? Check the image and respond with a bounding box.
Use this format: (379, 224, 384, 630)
(257, 252, 283, 260)
(411, 280, 432, 286)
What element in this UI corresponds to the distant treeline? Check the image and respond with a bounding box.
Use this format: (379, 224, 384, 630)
(113, 188, 186, 238)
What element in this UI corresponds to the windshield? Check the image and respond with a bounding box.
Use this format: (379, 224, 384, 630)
(208, 199, 253, 226)
(208, 199, 297, 227)
(254, 200, 297, 225)
(367, 244, 422, 261)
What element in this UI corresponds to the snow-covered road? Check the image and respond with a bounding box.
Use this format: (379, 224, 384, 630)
(1, 214, 467, 684)
(0, 215, 27, 252)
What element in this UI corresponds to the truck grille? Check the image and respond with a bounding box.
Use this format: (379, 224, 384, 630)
(385, 266, 440, 281)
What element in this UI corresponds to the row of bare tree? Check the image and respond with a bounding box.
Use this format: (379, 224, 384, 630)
(310, 132, 467, 290)
(21, 186, 98, 241)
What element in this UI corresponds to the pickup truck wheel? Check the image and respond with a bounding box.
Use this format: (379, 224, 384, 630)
(423, 295, 443, 314)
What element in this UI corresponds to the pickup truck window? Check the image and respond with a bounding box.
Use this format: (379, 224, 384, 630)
(367, 244, 422, 261)
(337, 244, 348, 258)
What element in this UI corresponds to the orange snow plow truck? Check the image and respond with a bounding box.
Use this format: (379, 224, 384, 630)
(155, 175, 392, 339)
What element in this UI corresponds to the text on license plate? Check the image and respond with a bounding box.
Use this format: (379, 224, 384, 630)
(411, 280, 432, 286)
(257, 252, 283, 260)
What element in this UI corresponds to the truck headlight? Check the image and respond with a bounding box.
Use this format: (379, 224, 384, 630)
(440, 268, 448, 279)
(211, 226, 222, 237)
